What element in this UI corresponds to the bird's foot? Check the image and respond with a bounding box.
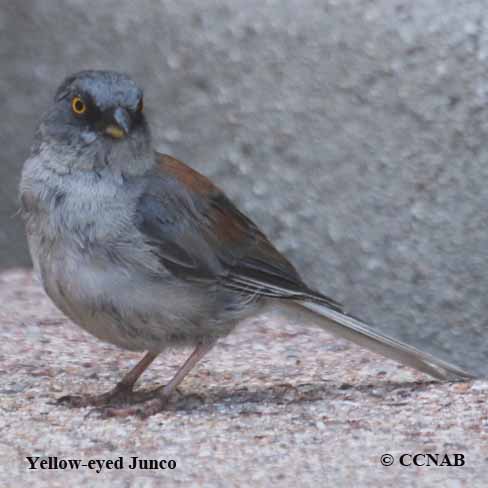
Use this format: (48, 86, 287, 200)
(99, 394, 171, 419)
(56, 383, 151, 408)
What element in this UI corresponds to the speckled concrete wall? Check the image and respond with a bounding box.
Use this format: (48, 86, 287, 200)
(2, 1, 488, 373)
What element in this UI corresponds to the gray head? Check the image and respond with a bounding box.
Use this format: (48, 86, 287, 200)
(34, 70, 153, 175)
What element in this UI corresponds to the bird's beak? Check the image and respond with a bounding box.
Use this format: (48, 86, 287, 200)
(105, 107, 131, 139)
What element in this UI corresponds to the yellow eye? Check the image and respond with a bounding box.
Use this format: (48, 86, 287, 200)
(71, 96, 86, 114)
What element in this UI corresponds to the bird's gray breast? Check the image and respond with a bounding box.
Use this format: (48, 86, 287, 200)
(20, 158, 241, 351)
(20, 159, 161, 348)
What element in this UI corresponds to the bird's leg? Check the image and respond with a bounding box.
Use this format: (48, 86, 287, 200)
(57, 351, 158, 407)
(103, 340, 216, 418)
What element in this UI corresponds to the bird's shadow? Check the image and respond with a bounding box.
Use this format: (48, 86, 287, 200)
(51, 377, 449, 417)
(168, 379, 441, 414)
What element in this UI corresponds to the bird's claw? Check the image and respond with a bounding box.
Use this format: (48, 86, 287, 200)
(96, 396, 170, 419)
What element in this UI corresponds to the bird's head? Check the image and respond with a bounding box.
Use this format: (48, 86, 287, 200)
(35, 70, 153, 174)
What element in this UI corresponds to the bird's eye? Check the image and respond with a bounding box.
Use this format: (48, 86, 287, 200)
(71, 96, 87, 115)
(137, 97, 144, 113)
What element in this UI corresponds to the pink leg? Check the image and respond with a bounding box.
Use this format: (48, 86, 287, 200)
(117, 352, 158, 389)
(104, 341, 216, 418)
(159, 341, 215, 397)
(58, 351, 158, 407)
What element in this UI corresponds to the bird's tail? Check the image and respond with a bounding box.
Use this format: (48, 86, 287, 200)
(272, 300, 476, 381)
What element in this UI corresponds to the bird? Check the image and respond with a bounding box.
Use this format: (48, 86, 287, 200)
(19, 70, 475, 417)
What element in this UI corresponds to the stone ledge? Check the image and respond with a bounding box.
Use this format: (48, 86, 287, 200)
(0, 269, 486, 486)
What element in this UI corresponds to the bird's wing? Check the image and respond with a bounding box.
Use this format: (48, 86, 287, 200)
(134, 153, 342, 311)
(135, 154, 477, 381)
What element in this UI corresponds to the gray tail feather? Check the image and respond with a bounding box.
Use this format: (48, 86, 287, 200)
(282, 300, 477, 381)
